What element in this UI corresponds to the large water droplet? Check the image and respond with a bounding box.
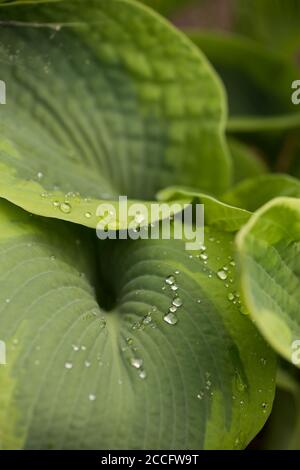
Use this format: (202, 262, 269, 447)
(172, 297, 183, 308)
(165, 275, 175, 285)
(131, 357, 143, 369)
(163, 312, 178, 325)
(217, 270, 227, 280)
(60, 202, 71, 214)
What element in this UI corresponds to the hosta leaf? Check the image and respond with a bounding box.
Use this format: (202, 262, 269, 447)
(236, 197, 300, 364)
(185, 30, 299, 131)
(0, 200, 275, 449)
(228, 138, 267, 184)
(0, 0, 230, 228)
(158, 186, 251, 231)
(223, 174, 300, 212)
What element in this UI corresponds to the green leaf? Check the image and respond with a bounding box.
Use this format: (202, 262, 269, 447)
(185, 30, 299, 131)
(158, 186, 251, 231)
(236, 197, 300, 364)
(0, 200, 275, 449)
(223, 174, 300, 212)
(228, 138, 267, 184)
(0, 0, 230, 228)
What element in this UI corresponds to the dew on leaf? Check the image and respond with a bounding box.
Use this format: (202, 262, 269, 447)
(165, 275, 175, 285)
(139, 370, 147, 380)
(65, 362, 73, 369)
(131, 357, 143, 369)
(59, 202, 71, 214)
(163, 312, 178, 325)
(172, 297, 183, 308)
(217, 270, 227, 280)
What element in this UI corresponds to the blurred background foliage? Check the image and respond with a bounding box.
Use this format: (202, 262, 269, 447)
(142, 0, 300, 450)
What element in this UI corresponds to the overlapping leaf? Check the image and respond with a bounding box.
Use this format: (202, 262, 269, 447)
(237, 197, 300, 364)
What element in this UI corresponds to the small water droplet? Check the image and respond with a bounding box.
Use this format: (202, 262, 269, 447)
(217, 270, 227, 280)
(170, 284, 178, 291)
(197, 299, 201, 304)
(52, 200, 60, 207)
(228, 293, 235, 301)
(65, 362, 73, 369)
(169, 305, 177, 313)
(85, 211, 92, 219)
(60, 202, 71, 214)
(200, 253, 208, 261)
(175, 270, 180, 275)
(89, 394, 96, 401)
(5, 298, 11, 304)
(261, 402, 268, 413)
(85, 360, 91, 368)
(37, 171, 43, 180)
(163, 312, 178, 325)
(72, 344, 79, 352)
(139, 370, 147, 379)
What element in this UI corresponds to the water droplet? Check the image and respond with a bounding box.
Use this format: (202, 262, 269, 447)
(60, 202, 71, 214)
(197, 299, 201, 303)
(131, 358, 143, 369)
(175, 270, 180, 275)
(139, 370, 147, 380)
(169, 305, 177, 313)
(217, 270, 227, 280)
(85, 211, 92, 219)
(72, 344, 79, 352)
(260, 357, 267, 366)
(37, 171, 43, 180)
(230, 261, 236, 267)
(89, 394, 96, 401)
(170, 284, 178, 291)
(165, 275, 175, 285)
(52, 200, 60, 207)
(81, 345, 86, 351)
(85, 360, 91, 368)
(126, 337, 133, 346)
(5, 298, 11, 304)
(261, 402, 268, 413)
(172, 297, 183, 308)
(65, 362, 73, 369)
(228, 293, 235, 301)
(163, 312, 178, 325)
(200, 253, 208, 261)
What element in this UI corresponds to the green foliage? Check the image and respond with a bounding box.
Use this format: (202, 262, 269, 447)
(0, 0, 300, 451)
